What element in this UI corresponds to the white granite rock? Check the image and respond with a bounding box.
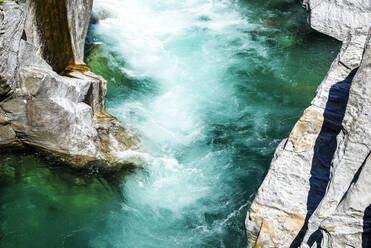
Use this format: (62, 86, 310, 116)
(302, 0, 371, 41)
(246, 1, 371, 247)
(308, 31, 371, 248)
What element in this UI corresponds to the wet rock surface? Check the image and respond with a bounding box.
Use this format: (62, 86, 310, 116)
(0, 0, 140, 172)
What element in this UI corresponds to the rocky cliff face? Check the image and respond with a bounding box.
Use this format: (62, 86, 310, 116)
(0, 0, 140, 171)
(246, 1, 371, 247)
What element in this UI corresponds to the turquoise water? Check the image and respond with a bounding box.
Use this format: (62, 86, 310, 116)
(0, 0, 339, 247)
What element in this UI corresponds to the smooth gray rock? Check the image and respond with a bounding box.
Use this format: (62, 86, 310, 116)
(319, 154, 371, 248)
(302, 0, 371, 42)
(66, 0, 93, 64)
(0, 1, 24, 97)
(246, 1, 371, 247)
(0, 0, 140, 171)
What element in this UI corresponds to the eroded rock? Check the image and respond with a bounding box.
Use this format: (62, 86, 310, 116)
(0, 0, 140, 172)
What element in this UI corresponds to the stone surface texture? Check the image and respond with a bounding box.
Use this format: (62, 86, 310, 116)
(0, 0, 140, 171)
(246, 1, 371, 247)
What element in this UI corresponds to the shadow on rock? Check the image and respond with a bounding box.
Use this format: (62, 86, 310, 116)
(290, 68, 358, 247)
(363, 204, 371, 248)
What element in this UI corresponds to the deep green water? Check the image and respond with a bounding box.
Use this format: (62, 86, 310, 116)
(0, 0, 339, 247)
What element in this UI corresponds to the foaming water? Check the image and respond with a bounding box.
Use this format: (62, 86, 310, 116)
(86, 0, 339, 247)
(0, 1, 340, 247)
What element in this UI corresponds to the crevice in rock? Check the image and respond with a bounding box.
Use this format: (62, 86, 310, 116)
(363, 204, 371, 248)
(0, 75, 11, 101)
(83, 83, 94, 108)
(307, 229, 323, 247)
(338, 151, 371, 207)
(21, 29, 26, 41)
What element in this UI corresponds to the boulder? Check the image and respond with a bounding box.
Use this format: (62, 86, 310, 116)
(0, 0, 140, 172)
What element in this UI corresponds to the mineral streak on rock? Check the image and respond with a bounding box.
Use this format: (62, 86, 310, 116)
(25, 0, 75, 73)
(0, 0, 140, 172)
(246, 1, 371, 247)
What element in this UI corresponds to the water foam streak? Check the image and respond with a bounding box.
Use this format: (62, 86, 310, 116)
(87, 0, 339, 247)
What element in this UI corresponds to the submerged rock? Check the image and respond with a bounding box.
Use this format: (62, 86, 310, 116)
(246, 1, 371, 247)
(0, 0, 140, 171)
(0, 162, 15, 186)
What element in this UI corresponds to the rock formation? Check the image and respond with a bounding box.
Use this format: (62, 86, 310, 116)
(246, 1, 371, 247)
(0, 0, 140, 171)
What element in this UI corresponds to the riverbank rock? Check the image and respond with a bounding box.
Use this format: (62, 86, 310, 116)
(245, 1, 371, 247)
(0, 0, 140, 172)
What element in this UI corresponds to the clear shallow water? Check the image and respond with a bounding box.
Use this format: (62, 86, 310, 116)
(0, 0, 339, 247)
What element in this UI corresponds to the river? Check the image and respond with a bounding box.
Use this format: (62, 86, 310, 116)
(0, 0, 339, 247)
